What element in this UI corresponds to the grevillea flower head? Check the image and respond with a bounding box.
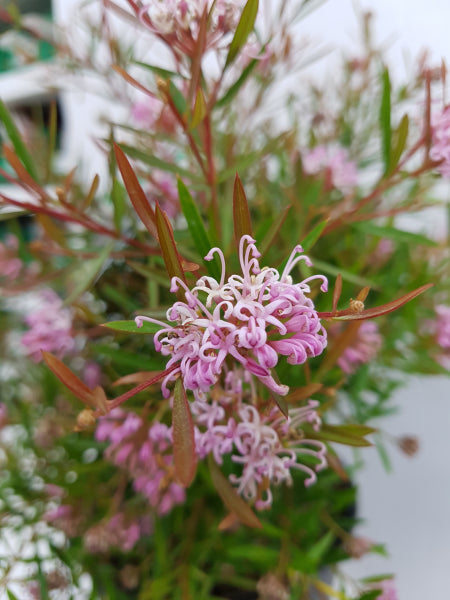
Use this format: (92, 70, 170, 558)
(138, 0, 244, 55)
(136, 235, 327, 397)
(430, 106, 450, 177)
(302, 145, 358, 191)
(21, 289, 75, 362)
(191, 371, 327, 509)
(96, 409, 185, 515)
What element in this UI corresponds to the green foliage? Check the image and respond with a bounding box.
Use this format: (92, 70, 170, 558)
(0, 1, 448, 598)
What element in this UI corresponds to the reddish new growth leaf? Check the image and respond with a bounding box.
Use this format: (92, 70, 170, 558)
(114, 143, 158, 239)
(319, 283, 433, 321)
(42, 351, 98, 408)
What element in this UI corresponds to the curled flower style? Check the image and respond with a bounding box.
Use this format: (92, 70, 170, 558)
(191, 369, 327, 509)
(229, 402, 327, 509)
(335, 321, 383, 374)
(430, 106, 450, 177)
(136, 0, 244, 55)
(96, 409, 185, 515)
(136, 235, 327, 397)
(302, 145, 358, 191)
(21, 289, 75, 362)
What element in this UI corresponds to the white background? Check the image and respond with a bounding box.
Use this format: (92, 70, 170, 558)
(302, 2, 450, 599)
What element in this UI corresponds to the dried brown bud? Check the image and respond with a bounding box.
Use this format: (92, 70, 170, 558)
(343, 535, 373, 559)
(257, 573, 289, 600)
(75, 409, 97, 431)
(119, 565, 140, 590)
(398, 435, 419, 457)
(349, 298, 364, 313)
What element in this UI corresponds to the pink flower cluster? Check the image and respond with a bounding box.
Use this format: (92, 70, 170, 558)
(336, 321, 382, 374)
(365, 579, 398, 600)
(430, 106, 450, 177)
(432, 304, 450, 369)
(84, 513, 144, 554)
(131, 96, 177, 135)
(302, 145, 358, 191)
(138, 0, 244, 52)
(191, 369, 327, 509)
(136, 235, 327, 397)
(21, 289, 75, 362)
(95, 408, 185, 515)
(0, 234, 22, 281)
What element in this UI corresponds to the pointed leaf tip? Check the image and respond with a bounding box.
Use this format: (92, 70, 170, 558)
(42, 352, 95, 406)
(113, 143, 158, 239)
(233, 173, 252, 251)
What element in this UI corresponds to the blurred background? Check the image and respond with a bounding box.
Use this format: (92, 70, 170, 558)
(303, 2, 450, 598)
(0, 1, 449, 598)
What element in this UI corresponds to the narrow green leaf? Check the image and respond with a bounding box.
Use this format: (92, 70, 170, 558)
(155, 202, 187, 300)
(118, 144, 195, 179)
(189, 87, 207, 130)
(0, 98, 38, 179)
(7, 591, 20, 600)
(379, 67, 391, 173)
(216, 58, 258, 108)
(65, 243, 113, 305)
(233, 173, 252, 250)
(225, 0, 259, 68)
(358, 591, 384, 600)
(301, 219, 328, 252)
(307, 423, 375, 447)
(374, 434, 392, 472)
(114, 143, 158, 239)
(388, 113, 409, 173)
(173, 379, 197, 487)
(208, 456, 262, 529)
(102, 319, 163, 334)
(352, 221, 437, 247)
(37, 561, 50, 600)
(133, 60, 187, 80)
(177, 178, 221, 279)
(168, 80, 188, 117)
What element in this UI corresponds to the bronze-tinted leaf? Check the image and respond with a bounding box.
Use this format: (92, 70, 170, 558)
(319, 283, 434, 321)
(42, 352, 96, 406)
(114, 143, 158, 239)
(155, 202, 187, 300)
(286, 383, 323, 404)
(233, 173, 252, 251)
(173, 379, 197, 487)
